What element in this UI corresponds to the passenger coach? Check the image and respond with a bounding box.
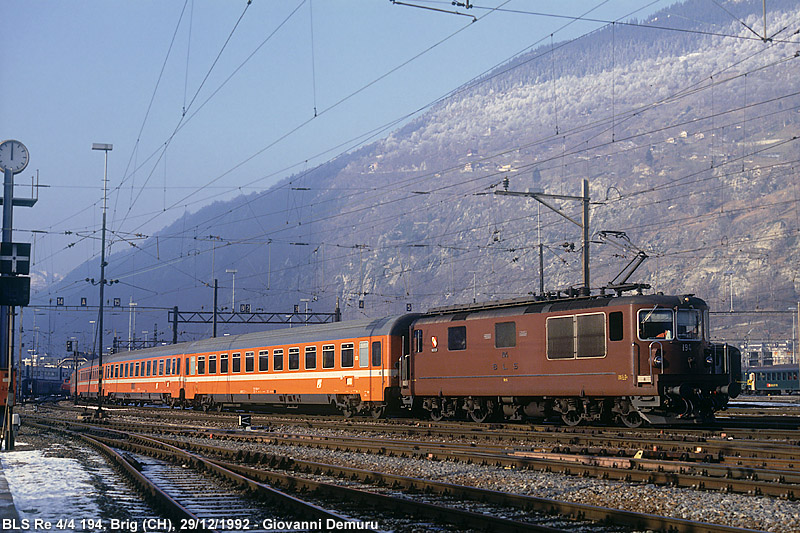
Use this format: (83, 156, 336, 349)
(76, 314, 418, 417)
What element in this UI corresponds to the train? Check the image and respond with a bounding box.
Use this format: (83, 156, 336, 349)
(745, 364, 800, 395)
(75, 292, 742, 427)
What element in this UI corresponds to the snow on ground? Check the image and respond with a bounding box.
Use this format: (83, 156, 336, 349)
(1, 441, 102, 532)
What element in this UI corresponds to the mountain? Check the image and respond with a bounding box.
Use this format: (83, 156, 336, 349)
(30, 0, 800, 354)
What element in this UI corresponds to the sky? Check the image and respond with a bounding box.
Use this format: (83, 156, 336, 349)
(1, 0, 680, 282)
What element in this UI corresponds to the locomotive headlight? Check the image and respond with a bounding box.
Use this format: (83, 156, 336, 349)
(652, 354, 663, 367)
(705, 354, 714, 366)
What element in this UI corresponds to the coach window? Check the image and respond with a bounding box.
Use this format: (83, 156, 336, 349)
(273, 349, 284, 371)
(289, 348, 300, 370)
(372, 341, 382, 366)
(176, 358, 181, 375)
(232, 353, 241, 373)
(207, 354, 216, 374)
(113, 365, 118, 378)
(322, 345, 335, 369)
(495, 322, 516, 348)
(135, 362, 140, 377)
(341, 343, 354, 368)
(609, 312, 624, 342)
(220, 353, 229, 373)
(165, 360, 171, 376)
(197, 356, 206, 375)
(245, 351, 255, 373)
(547, 316, 575, 359)
(259, 350, 269, 372)
(448, 326, 467, 351)
(189, 356, 196, 376)
(146, 360, 152, 376)
(413, 329, 423, 353)
(305, 346, 317, 370)
(160, 360, 166, 376)
(359, 341, 369, 368)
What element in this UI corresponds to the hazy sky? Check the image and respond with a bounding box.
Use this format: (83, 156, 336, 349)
(2, 0, 677, 280)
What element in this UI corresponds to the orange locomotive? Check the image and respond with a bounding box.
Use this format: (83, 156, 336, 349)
(76, 315, 418, 418)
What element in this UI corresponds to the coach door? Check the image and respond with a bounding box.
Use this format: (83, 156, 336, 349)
(359, 340, 370, 400)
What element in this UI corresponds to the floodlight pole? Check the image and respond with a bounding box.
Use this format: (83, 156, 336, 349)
(496, 178, 591, 296)
(92, 143, 112, 416)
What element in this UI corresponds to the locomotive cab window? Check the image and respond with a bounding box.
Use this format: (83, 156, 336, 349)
(413, 329, 423, 353)
(638, 308, 674, 340)
(448, 326, 467, 351)
(676, 309, 702, 340)
(495, 322, 516, 348)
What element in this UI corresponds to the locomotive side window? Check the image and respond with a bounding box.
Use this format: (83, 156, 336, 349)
(547, 316, 574, 359)
(209, 354, 217, 374)
(305, 346, 317, 369)
(448, 326, 467, 351)
(245, 351, 255, 372)
(197, 356, 205, 375)
(495, 322, 516, 348)
(359, 341, 369, 368)
(576, 313, 606, 358)
(413, 329, 423, 353)
(372, 341, 382, 366)
(322, 345, 335, 368)
(342, 343, 354, 368)
(289, 348, 300, 370)
(220, 353, 229, 373)
(609, 311, 624, 341)
(676, 309, 701, 340)
(638, 309, 674, 340)
(273, 349, 284, 371)
(259, 350, 269, 372)
(232, 353, 241, 373)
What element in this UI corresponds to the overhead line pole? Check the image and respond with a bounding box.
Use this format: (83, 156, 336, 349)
(496, 178, 590, 295)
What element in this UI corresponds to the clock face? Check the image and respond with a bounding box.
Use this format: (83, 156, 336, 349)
(0, 140, 30, 174)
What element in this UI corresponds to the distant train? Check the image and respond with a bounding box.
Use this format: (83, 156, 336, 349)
(746, 364, 800, 395)
(76, 292, 741, 426)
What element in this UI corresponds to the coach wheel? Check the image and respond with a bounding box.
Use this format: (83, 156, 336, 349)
(619, 411, 643, 428)
(561, 410, 581, 426)
(215, 403, 224, 412)
(370, 405, 386, 419)
(340, 406, 354, 419)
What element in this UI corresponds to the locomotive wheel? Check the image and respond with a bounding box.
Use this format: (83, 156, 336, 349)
(561, 410, 581, 426)
(619, 411, 643, 428)
(467, 402, 492, 423)
(429, 408, 444, 422)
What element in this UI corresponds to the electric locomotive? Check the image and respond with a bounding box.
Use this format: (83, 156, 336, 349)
(75, 292, 741, 426)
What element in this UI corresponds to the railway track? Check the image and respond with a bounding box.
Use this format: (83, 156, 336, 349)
(25, 415, 764, 533)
